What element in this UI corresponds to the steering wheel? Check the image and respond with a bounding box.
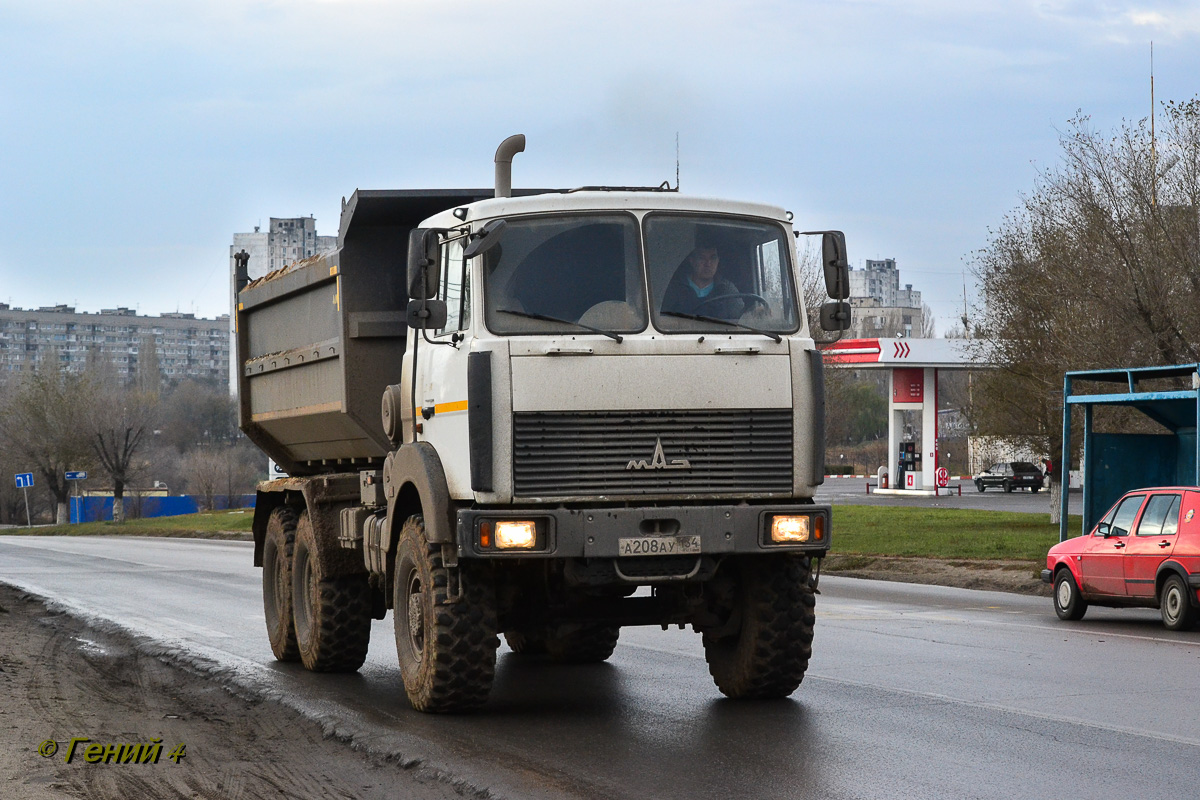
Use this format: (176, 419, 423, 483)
(692, 293, 769, 314)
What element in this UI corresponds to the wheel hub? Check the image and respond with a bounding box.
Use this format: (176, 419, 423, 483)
(1057, 580, 1071, 608)
(406, 573, 425, 655)
(1165, 589, 1181, 620)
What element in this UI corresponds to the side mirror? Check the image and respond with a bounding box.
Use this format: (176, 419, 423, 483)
(407, 228, 441, 301)
(1097, 522, 1111, 537)
(821, 231, 849, 300)
(406, 299, 448, 331)
(800, 230, 850, 300)
(463, 219, 508, 260)
(819, 300, 851, 332)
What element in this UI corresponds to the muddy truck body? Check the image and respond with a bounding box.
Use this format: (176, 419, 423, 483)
(236, 136, 851, 711)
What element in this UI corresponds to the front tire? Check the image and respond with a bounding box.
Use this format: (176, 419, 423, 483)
(1159, 574, 1198, 631)
(394, 515, 499, 712)
(976, 480, 985, 493)
(262, 506, 300, 662)
(702, 556, 816, 699)
(1053, 569, 1088, 621)
(292, 511, 372, 672)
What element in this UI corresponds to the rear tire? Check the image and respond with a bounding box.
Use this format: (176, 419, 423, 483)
(394, 515, 499, 712)
(545, 623, 620, 664)
(262, 506, 300, 662)
(503, 629, 548, 655)
(1159, 574, 1198, 631)
(1053, 569, 1087, 621)
(702, 556, 816, 699)
(292, 511, 372, 672)
(1003, 480, 1013, 493)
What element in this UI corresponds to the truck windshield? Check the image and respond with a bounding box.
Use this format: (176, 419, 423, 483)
(483, 214, 647, 336)
(644, 214, 799, 335)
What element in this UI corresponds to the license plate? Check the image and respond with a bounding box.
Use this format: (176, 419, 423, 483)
(617, 535, 701, 557)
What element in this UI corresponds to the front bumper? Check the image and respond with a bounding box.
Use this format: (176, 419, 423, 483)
(1041, 568, 1053, 583)
(456, 502, 831, 559)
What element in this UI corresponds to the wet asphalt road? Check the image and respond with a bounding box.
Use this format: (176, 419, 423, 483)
(1, 536, 1197, 799)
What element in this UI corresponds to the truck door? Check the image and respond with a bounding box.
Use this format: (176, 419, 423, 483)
(416, 232, 473, 498)
(1123, 493, 1181, 599)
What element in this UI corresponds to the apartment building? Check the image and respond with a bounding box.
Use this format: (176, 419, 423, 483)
(0, 304, 230, 384)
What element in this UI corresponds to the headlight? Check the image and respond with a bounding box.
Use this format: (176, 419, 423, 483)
(769, 514, 824, 544)
(494, 520, 537, 550)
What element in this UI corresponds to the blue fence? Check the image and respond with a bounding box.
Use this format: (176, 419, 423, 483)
(70, 495, 256, 523)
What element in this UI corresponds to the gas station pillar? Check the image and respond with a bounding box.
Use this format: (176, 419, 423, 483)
(888, 367, 939, 491)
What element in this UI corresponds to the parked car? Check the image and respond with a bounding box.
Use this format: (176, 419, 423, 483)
(974, 462, 1044, 493)
(1042, 487, 1200, 630)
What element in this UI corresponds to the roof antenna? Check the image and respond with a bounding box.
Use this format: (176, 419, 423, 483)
(675, 132, 680, 191)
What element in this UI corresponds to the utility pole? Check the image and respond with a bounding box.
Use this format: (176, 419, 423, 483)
(1150, 41, 1157, 208)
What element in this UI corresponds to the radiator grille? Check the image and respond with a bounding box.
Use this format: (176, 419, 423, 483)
(512, 409, 793, 498)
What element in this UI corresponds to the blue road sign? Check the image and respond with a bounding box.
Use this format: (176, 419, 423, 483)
(65, 471, 87, 481)
(15, 472, 34, 489)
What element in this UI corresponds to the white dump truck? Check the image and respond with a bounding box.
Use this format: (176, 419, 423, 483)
(235, 135, 850, 712)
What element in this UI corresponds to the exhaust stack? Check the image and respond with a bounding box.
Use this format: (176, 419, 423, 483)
(494, 134, 526, 198)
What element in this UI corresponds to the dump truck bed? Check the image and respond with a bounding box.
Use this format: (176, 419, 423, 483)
(235, 189, 501, 475)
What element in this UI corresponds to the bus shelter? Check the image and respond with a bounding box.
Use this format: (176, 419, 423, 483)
(1060, 363, 1200, 542)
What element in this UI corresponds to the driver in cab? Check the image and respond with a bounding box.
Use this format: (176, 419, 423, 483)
(661, 241, 744, 319)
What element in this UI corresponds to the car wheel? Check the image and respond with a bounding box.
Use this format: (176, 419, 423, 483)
(1053, 569, 1087, 621)
(1031, 486, 1040, 493)
(976, 480, 985, 493)
(1003, 480, 1012, 493)
(1159, 574, 1198, 631)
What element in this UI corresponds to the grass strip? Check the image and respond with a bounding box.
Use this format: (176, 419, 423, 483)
(3, 510, 254, 538)
(832, 505, 1080, 561)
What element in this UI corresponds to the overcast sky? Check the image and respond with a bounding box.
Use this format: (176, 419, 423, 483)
(2, 1, 1197, 332)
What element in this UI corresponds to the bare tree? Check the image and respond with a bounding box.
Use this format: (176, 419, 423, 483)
(180, 449, 224, 511)
(971, 99, 1200, 521)
(0, 368, 96, 524)
(920, 303, 936, 338)
(85, 373, 158, 524)
(795, 239, 827, 334)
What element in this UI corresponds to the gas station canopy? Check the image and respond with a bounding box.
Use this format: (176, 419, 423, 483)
(821, 338, 992, 495)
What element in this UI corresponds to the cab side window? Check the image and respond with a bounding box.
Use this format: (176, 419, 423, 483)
(1157, 495, 1181, 536)
(437, 234, 469, 336)
(1134, 495, 1178, 536)
(1104, 495, 1145, 537)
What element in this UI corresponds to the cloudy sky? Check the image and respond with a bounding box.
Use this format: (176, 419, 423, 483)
(1, 1, 1197, 331)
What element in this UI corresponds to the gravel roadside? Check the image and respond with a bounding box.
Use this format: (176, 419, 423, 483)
(822, 555, 1052, 596)
(0, 584, 473, 800)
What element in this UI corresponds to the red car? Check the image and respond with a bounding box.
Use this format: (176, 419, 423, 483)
(1042, 487, 1200, 630)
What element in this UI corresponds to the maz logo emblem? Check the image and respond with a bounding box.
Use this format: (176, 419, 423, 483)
(626, 437, 691, 471)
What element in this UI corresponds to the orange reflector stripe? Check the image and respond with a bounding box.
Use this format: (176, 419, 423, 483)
(433, 400, 468, 415)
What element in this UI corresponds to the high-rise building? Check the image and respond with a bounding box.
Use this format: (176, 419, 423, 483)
(228, 216, 338, 388)
(846, 258, 924, 338)
(0, 304, 230, 384)
(230, 216, 337, 283)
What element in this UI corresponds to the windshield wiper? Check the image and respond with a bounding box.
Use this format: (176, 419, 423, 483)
(660, 311, 782, 343)
(496, 308, 623, 342)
